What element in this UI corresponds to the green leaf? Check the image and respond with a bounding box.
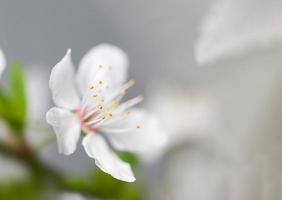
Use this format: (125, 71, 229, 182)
(10, 62, 27, 127)
(0, 62, 27, 134)
(0, 179, 43, 200)
(117, 151, 139, 168)
(65, 168, 144, 200)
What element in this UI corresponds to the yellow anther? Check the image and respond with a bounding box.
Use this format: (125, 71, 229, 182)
(102, 116, 106, 120)
(112, 100, 119, 107)
(99, 81, 103, 84)
(92, 94, 97, 98)
(108, 113, 113, 117)
(89, 86, 94, 90)
(121, 90, 126, 95)
(135, 108, 143, 112)
(129, 79, 136, 86)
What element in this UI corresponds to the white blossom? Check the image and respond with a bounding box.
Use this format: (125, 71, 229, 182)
(145, 85, 219, 162)
(0, 49, 6, 78)
(195, 0, 282, 64)
(46, 44, 166, 182)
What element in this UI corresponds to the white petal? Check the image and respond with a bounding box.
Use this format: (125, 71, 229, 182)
(147, 87, 218, 143)
(77, 44, 129, 95)
(46, 107, 80, 155)
(0, 49, 6, 78)
(58, 193, 86, 200)
(196, 0, 282, 64)
(82, 133, 135, 182)
(26, 65, 51, 121)
(102, 110, 167, 154)
(49, 49, 80, 109)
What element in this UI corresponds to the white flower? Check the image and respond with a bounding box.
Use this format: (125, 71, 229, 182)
(195, 0, 282, 64)
(46, 44, 166, 182)
(145, 85, 219, 162)
(0, 49, 6, 78)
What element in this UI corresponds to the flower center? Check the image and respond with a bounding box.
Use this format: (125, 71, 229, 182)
(76, 67, 143, 134)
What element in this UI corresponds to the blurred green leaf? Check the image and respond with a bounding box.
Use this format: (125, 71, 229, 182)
(0, 62, 27, 133)
(0, 179, 43, 200)
(117, 151, 139, 168)
(64, 152, 144, 200)
(66, 169, 143, 200)
(9, 62, 27, 132)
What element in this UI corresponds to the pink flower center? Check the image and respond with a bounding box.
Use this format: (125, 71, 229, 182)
(76, 109, 98, 133)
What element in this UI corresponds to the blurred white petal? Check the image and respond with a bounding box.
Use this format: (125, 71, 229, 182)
(147, 86, 219, 148)
(49, 49, 80, 109)
(77, 43, 129, 95)
(159, 142, 226, 200)
(196, 0, 282, 64)
(25, 65, 52, 148)
(58, 192, 86, 200)
(26, 64, 51, 121)
(0, 49, 6, 78)
(103, 109, 167, 154)
(82, 133, 135, 182)
(46, 107, 80, 155)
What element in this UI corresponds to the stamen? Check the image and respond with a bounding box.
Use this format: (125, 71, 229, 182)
(123, 79, 135, 90)
(81, 77, 145, 133)
(92, 116, 108, 127)
(104, 79, 134, 103)
(85, 116, 105, 126)
(101, 127, 139, 134)
(103, 79, 136, 105)
(114, 95, 144, 114)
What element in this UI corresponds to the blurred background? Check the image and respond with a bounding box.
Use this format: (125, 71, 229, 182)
(0, 0, 282, 199)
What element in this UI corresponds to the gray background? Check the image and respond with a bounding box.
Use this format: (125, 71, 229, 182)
(1, 1, 282, 199)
